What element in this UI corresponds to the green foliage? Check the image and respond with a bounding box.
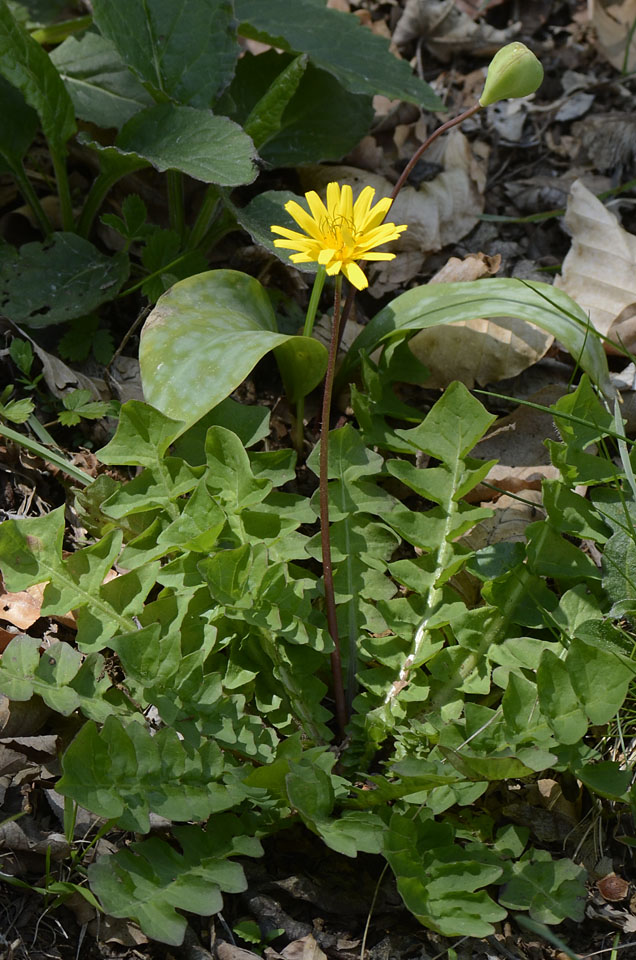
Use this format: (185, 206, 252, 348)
(1, 367, 632, 947)
(0, 233, 128, 327)
(0, 0, 440, 344)
(87, 818, 263, 946)
(139, 270, 328, 431)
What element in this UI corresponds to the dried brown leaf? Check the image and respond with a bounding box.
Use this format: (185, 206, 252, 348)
(589, 0, 636, 71)
(394, 0, 520, 59)
(554, 179, 636, 350)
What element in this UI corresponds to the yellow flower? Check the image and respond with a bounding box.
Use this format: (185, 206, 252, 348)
(271, 182, 407, 291)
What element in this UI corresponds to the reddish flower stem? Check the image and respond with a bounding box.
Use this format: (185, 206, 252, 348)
(391, 102, 482, 201)
(319, 101, 483, 741)
(319, 276, 347, 739)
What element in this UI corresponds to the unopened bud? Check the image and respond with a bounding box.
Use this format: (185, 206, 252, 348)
(479, 42, 543, 107)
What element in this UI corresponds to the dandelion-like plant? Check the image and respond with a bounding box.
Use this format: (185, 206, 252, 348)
(271, 182, 407, 291)
(268, 42, 543, 737)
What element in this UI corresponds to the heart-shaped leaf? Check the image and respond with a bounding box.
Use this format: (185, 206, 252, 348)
(139, 269, 327, 432)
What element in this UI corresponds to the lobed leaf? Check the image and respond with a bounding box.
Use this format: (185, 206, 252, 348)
(0, 234, 129, 327)
(88, 818, 262, 946)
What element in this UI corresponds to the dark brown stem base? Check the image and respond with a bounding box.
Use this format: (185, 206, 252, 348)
(319, 279, 348, 739)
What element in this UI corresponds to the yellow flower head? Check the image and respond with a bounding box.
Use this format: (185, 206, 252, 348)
(271, 182, 407, 291)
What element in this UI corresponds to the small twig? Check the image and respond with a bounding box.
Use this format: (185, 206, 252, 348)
(359, 863, 388, 960)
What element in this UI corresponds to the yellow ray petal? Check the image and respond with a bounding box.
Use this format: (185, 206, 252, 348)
(305, 190, 329, 230)
(353, 186, 375, 226)
(326, 182, 341, 217)
(271, 225, 314, 241)
(361, 197, 394, 231)
(284, 200, 323, 240)
(343, 261, 368, 289)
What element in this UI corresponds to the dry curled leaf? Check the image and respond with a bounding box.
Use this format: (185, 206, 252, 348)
(394, 0, 520, 60)
(597, 874, 630, 902)
(554, 179, 636, 351)
(589, 0, 636, 72)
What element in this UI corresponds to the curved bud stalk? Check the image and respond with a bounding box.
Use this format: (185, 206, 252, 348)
(479, 41, 544, 107)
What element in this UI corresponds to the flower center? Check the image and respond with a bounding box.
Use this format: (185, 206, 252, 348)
(322, 215, 357, 254)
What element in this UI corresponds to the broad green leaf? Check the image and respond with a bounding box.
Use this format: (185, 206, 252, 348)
(50, 32, 154, 129)
(204, 426, 272, 511)
(224, 50, 374, 165)
(0, 73, 38, 166)
(139, 270, 328, 433)
(384, 812, 506, 937)
(387, 458, 494, 507)
(114, 104, 256, 186)
(315, 810, 386, 857)
(439, 748, 535, 782)
(572, 760, 631, 800)
(242, 52, 308, 148)
(499, 853, 586, 924)
(0, 234, 128, 327)
(566, 638, 631, 724)
(285, 762, 335, 822)
(0, 635, 126, 721)
(526, 521, 602, 580)
(0, 506, 66, 592)
(537, 650, 588, 744)
(602, 530, 636, 606)
(88, 819, 261, 946)
(58, 717, 236, 833)
(235, 0, 441, 108)
(306, 424, 384, 482)
(336, 280, 612, 398)
(92, 0, 239, 108)
(396, 382, 496, 463)
(543, 479, 611, 543)
(97, 400, 184, 467)
(172, 398, 271, 467)
(0, 505, 160, 651)
(232, 190, 316, 274)
(100, 458, 202, 519)
(0, 1, 75, 151)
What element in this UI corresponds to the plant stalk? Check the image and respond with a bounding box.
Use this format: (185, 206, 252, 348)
(12, 162, 52, 237)
(319, 275, 347, 738)
(167, 170, 185, 241)
(50, 147, 74, 231)
(391, 102, 482, 201)
(77, 169, 126, 239)
(187, 185, 220, 251)
(293, 266, 326, 455)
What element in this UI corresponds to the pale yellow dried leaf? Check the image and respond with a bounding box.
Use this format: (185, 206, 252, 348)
(554, 178, 636, 350)
(589, 0, 636, 71)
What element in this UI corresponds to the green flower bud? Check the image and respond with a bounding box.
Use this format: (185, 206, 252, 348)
(479, 42, 543, 107)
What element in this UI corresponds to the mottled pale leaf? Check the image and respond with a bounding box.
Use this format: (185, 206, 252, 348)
(139, 270, 327, 433)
